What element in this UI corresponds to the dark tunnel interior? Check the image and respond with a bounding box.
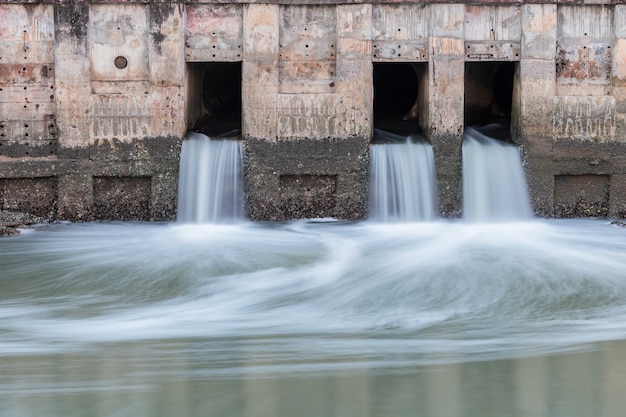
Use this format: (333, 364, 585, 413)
(188, 62, 242, 137)
(373, 63, 423, 139)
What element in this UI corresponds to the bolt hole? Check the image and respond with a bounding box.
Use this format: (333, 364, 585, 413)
(305, 44, 309, 48)
(24, 87, 27, 90)
(50, 95, 54, 100)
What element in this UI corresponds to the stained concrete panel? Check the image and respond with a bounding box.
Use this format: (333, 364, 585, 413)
(464, 5, 521, 42)
(372, 4, 428, 42)
(0, 4, 54, 65)
(185, 4, 243, 62)
(90, 5, 149, 82)
(278, 5, 337, 94)
(556, 5, 613, 96)
(521, 4, 557, 60)
(0, 5, 56, 146)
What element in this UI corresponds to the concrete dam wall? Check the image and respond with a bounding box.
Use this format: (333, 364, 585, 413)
(1, 1, 626, 221)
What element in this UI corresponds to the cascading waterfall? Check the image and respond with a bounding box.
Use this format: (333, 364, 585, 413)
(177, 131, 244, 224)
(462, 125, 532, 222)
(369, 130, 438, 222)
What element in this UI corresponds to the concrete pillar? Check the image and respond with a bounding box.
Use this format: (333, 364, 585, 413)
(149, 3, 186, 139)
(516, 4, 558, 216)
(54, 3, 91, 148)
(242, 4, 280, 141)
(427, 4, 465, 217)
(242, 4, 369, 220)
(611, 6, 626, 217)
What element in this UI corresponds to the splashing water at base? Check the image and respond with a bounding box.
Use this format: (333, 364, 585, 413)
(1, 219, 626, 416)
(463, 126, 532, 222)
(370, 131, 438, 222)
(177, 132, 243, 224)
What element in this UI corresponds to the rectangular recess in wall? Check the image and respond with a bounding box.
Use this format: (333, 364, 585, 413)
(93, 176, 152, 221)
(279, 174, 337, 219)
(554, 174, 609, 217)
(0, 177, 57, 219)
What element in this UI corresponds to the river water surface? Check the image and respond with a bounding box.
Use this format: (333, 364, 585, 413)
(2, 219, 626, 417)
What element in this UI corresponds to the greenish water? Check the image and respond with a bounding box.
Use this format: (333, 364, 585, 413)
(1, 219, 626, 417)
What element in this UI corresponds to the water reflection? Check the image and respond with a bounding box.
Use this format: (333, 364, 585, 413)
(1, 220, 626, 416)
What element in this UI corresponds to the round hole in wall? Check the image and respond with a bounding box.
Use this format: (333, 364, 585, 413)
(114, 56, 128, 69)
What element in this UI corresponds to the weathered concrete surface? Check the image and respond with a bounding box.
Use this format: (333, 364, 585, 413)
(1, 2, 626, 222)
(244, 137, 369, 221)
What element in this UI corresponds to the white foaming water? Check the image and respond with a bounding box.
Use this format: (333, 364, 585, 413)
(2, 220, 626, 417)
(370, 132, 438, 222)
(463, 126, 532, 222)
(177, 132, 243, 223)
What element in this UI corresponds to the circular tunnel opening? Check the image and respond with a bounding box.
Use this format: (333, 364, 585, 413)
(373, 63, 420, 138)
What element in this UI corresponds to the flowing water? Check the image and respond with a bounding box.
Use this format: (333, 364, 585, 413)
(2, 219, 626, 417)
(463, 126, 532, 222)
(177, 132, 243, 224)
(370, 131, 438, 222)
(2, 128, 626, 416)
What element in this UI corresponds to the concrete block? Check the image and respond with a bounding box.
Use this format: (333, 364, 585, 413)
(0, 4, 54, 65)
(516, 58, 556, 142)
(149, 3, 185, 85)
(430, 4, 464, 39)
(372, 4, 428, 42)
(278, 5, 337, 94)
(242, 60, 279, 140)
(464, 5, 521, 42)
(243, 4, 279, 58)
(185, 4, 243, 62)
(54, 3, 90, 148)
(522, 4, 557, 60)
(89, 4, 149, 82)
